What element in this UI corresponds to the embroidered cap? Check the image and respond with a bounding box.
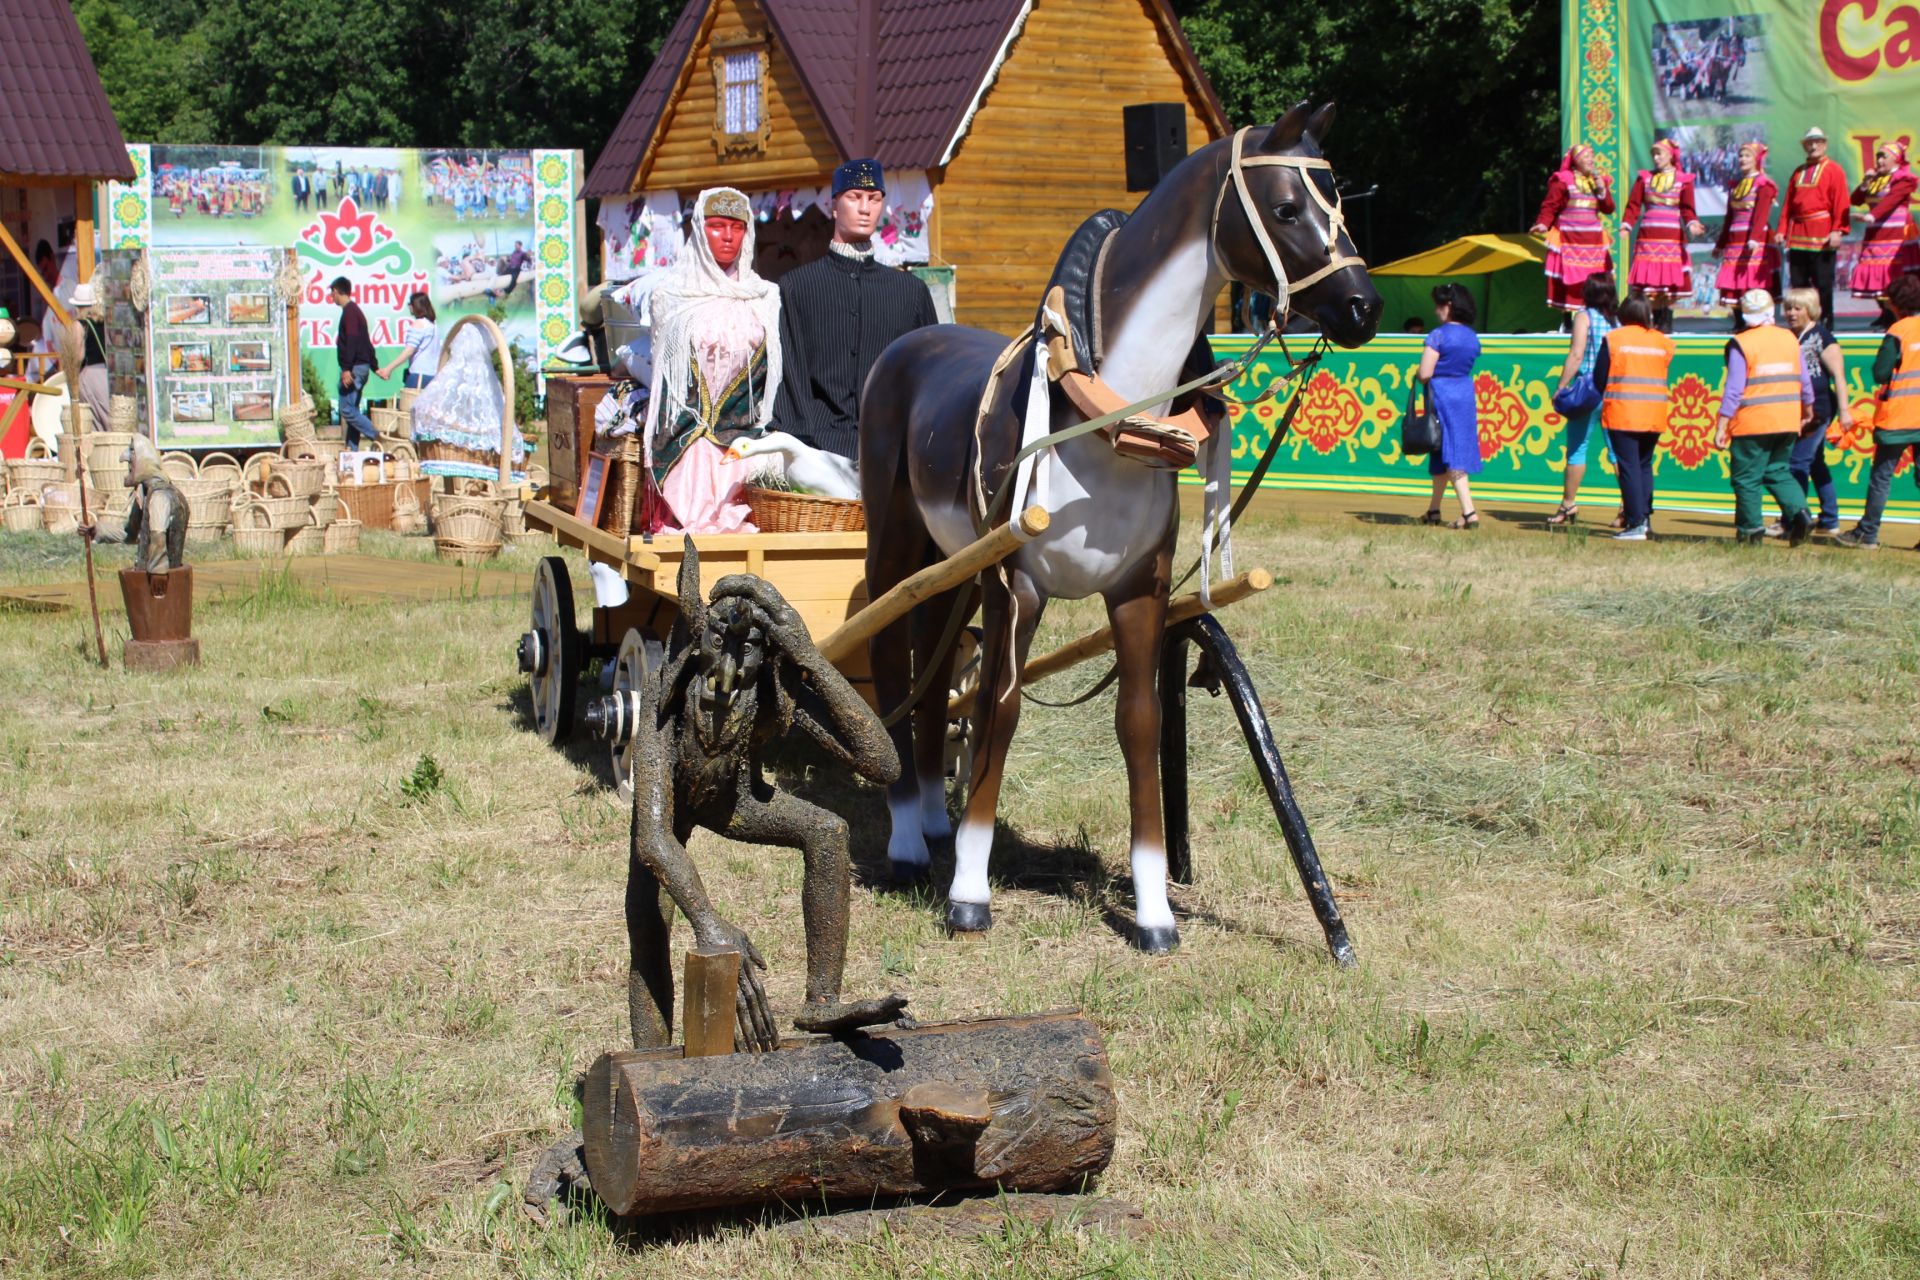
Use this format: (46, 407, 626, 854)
(832, 158, 885, 197)
(701, 189, 751, 222)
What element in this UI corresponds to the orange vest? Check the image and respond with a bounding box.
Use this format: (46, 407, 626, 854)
(1599, 325, 1676, 433)
(1730, 325, 1803, 436)
(1882, 316, 1920, 433)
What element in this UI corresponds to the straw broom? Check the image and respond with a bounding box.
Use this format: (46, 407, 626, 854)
(55, 315, 109, 668)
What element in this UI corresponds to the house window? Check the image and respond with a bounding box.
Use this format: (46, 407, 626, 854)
(722, 52, 762, 135)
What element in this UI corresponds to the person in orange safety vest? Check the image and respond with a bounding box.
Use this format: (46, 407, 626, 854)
(1713, 289, 1813, 544)
(1591, 296, 1675, 540)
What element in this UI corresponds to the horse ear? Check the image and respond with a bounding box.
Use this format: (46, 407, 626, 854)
(1261, 100, 1314, 153)
(1306, 101, 1337, 143)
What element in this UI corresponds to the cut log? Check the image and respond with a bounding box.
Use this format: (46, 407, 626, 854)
(582, 1010, 1114, 1216)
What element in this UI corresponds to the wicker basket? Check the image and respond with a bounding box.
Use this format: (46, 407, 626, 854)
(336, 477, 430, 530)
(370, 405, 410, 439)
(311, 489, 341, 526)
(177, 477, 234, 528)
(324, 518, 362, 554)
(285, 437, 347, 473)
(501, 500, 527, 536)
(261, 459, 328, 500)
(435, 536, 502, 565)
(593, 437, 644, 535)
(432, 496, 507, 543)
(400, 387, 424, 413)
(109, 395, 138, 431)
(160, 452, 198, 482)
(2, 495, 42, 533)
(41, 484, 81, 534)
(279, 403, 316, 441)
(198, 451, 243, 494)
(184, 525, 227, 547)
(233, 525, 287, 556)
(385, 443, 419, 480)
(235, 494, 309, 530)
(8, 459, 66, 492)
(286, 521, 326, 556)
(86, 431, 136, 475)
(504, 528, 548, 549)
(742, 485, 866, 533)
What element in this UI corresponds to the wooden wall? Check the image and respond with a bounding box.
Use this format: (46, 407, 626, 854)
(642, 0, 842, 193)
(934, 0, 1224, 337)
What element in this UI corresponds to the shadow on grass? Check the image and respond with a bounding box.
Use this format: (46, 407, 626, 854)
(500, 679, 611, 780)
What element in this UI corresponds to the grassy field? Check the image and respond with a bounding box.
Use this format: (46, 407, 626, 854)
(2, 513, 1918, 1278)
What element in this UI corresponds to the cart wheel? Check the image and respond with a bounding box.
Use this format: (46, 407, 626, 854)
(520, 556, 580, 744)
(608, 628, 651, 801)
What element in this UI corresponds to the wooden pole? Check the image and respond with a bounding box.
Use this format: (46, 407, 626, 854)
(1002, 568, 1274, 693)
(0, 217, 70, 329)
(680, 947, 739, 1058)
(55, 322, 108, 668)
(73, 183, 96, 285)
(814, 506, 1050, 667)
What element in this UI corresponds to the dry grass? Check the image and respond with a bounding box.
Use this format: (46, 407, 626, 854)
(2, 515, 1918, 1278)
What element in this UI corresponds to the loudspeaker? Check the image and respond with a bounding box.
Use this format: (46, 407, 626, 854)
(1123, 103, 1187, 192)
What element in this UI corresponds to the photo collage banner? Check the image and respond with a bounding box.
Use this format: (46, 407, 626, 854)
(145, 246, 292, 449)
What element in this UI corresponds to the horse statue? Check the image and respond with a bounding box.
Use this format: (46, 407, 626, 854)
(860, 100, 1380, 954)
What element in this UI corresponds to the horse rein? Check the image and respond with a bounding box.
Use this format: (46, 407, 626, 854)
(1211, 126, 1368, 315)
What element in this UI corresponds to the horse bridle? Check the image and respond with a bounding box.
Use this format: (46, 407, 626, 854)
(1210, 126, 1368, 317)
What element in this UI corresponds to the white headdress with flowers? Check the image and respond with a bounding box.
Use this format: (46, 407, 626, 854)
(644, 187, 782, 467)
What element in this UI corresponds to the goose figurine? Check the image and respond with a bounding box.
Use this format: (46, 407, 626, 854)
(725, 431, 861, 500)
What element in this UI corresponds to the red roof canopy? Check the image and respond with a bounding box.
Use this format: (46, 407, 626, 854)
(0, 0, 134, 183)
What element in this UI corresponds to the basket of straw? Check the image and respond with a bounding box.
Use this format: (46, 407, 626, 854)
(592, 436, 644, 534)
(279, 401, 316, 441)
(178, 476, 234, 534)
(160, 452, 198, 483)
(286, 517, 326, 557)
(311, 488, 341, 526)
(370, 404, 410, 439)
(501, 499, 527, 536)
(323, 518, 362, 555)
(231, 514, 286, 557)
(742, 483, 866, 533)
(242, 494, 310, 530)
(390, 483, 428, 536)
(432, 496, 506, 543)
(8, 457, 66, 493)
(86, 431, 135, 477)
(198, 451, 243, 495)
(108, 395, 138, 431)
(2, 493, 42, 533)
(286, 437, 347, 472)
(435, 535, 501, 566)
(262, 459, 328, 500)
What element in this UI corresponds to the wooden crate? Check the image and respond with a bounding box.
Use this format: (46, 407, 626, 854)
(543, 374, 615, 514)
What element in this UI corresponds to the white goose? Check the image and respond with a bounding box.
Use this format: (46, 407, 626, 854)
(725, 431, 860, 500)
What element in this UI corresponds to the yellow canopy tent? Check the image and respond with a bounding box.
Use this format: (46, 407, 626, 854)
(1371, 233, 1561, 335)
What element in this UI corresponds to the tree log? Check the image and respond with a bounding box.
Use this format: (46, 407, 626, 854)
(582, 1011, 1115, 1216)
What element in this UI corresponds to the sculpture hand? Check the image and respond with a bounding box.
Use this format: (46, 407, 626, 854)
(694, 915, 778, 1051)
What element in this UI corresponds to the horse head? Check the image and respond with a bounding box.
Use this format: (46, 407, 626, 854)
(1212, 100, 1381, 348)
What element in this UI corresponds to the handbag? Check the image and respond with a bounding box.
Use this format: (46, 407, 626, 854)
(1401, 383, 1441, 457)
(1552, 374, 1601, 416)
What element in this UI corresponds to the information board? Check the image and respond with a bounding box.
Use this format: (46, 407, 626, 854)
(145, 246, 291, 449)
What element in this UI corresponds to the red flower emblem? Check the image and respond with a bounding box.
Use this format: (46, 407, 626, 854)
(305, 197, 391, 259)
(1473, 372, 1529, 461)
(1293, 370, 1362, 455)
(1664, 372, 1717, 469)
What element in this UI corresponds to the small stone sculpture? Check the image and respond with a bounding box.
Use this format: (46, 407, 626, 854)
(624, 541, 905, 1051)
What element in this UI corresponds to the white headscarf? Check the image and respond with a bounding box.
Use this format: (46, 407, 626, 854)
(645, 188, 782, 468)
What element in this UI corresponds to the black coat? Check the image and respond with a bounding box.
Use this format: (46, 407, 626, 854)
(774, 251, 937, 459)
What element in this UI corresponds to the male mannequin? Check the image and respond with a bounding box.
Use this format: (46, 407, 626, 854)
(774, 159, 938, 459)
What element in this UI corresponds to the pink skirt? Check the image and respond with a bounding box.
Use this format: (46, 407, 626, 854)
(1852, 217, 1914, 296)
(1715, 242, 1778, 301)
(1629, 234, 1692, 292)
(643, 436, 758, 535)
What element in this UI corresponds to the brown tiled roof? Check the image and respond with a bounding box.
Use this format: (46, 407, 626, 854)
(0, 0, 134, 182)
(584, 0, 1224, 197)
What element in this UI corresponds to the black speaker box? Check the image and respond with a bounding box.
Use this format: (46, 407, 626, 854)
(1124, 102, 1188, 192)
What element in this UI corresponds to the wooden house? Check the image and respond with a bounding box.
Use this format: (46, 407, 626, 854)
(583, 0, 1228, 337)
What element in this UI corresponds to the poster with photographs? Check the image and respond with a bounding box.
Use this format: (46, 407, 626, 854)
(145, 246, 291, 448)
(97, 249, 149, 430)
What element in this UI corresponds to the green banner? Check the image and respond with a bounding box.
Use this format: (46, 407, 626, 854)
(1565, 0, 1918, 320)
(1212, 333, 1919, 522)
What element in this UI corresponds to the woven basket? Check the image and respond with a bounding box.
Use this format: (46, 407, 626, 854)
(743, 485, 866, 533)
(160, 452, 198, 482)
(434, 535, 502, 566)
(184, 525, 227, 547)
(311, 489, 341, 526)
(233, 525, 287, 556)
(370, 405, 410, 439)
(432, 496, 506, 543)
(286, 522, 326, 556)
(504, 528, 548, 549)
(177, 477, 234, 527)
(336, 477, 430, 530)
(41, 484, 81, 534)
(262, 459, 328, 500)
(3, 496, 42, 533)
(86, 431, 136, 476)
(8, 459, 65, 492)
(417, 437, 503, 473)
(594, 437, 643, 534)
(235, 494, 309, 530)
(385, 443, 419, 480)
(279, 403, 316, 441)
(109, 395, 138, 431)
(198, 452, 243, 494)
(400, 387, 424, 413)
(501, 500, 527, 536)
(324, 518, 362, 555)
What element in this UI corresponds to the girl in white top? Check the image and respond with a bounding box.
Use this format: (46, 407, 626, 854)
(378, 292, 442, 388)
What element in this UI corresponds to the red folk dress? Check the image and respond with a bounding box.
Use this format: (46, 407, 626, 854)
(1714, 171, 1779, 303)
(1536, 158, 1616, 312)
(1851, 165, 1918, 298)
(1623, 167, 1697, 295)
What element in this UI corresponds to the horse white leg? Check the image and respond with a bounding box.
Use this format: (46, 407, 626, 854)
(1107, 548, 1178, 952)
(946, 572, 1040, 933)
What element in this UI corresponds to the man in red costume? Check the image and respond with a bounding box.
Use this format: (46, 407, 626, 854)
(1774, 126, 1850, 322)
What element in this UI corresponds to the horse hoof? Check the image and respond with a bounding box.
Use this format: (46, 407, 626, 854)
(1134, 924, 1180, 955)
(945, 900, 992, 935)
(889, 858, 931, 885)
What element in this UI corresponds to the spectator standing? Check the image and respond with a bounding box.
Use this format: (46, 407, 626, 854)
(1713, 289, 1813, 544)
(1531, 145, 1616, 314)
(1622, 138, 1704, 330)
(1547, 273, 1619, 527)
(1775, 127, 1850, 322)
(1714, 142, 1779, 309)
(1850, 141, 1917, 329)
(1592, 296, 1675, 541)
(1835, 275, 1920, 549)
(330, 277, 378, 449)
(377, 292, 441, 390)
(1770, 288, 1851, 536)
(1417, 283, 1483, 529)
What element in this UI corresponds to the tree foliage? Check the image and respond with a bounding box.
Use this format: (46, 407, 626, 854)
(75, 0, 1556, 263)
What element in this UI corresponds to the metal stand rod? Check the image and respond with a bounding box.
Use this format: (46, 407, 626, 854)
(1159, 628, 1192, 885)
(1173, 614, 1356, 968)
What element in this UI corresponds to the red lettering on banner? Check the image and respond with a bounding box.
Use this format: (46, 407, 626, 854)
(1824, 0, 1920, 81)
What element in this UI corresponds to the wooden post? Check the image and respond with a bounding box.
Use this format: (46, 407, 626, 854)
(1017, 568, 1273, 687)
(0, 218, 69, 329)
(72, 182, 95, 284)
(680, 946, 739, 1058)
(814, 506, 1051, 666)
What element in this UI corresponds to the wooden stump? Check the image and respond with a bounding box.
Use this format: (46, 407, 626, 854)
(582, 1011, 1115, 1216)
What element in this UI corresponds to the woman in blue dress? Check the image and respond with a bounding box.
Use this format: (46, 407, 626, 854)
(1418, 283, 1484, 529)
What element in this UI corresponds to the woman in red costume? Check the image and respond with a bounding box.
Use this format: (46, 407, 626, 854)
(1850, 140, 1918, 329)
(1714, 141, 1779, 308)
(1622, 137, 1706, 330)
(1532, 145, 1616, 313)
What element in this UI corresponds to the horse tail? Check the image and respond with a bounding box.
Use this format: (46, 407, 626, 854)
(858, 339, 915, 552)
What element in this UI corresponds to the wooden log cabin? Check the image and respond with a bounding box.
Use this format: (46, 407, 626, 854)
(582, 0, 1229, 339)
